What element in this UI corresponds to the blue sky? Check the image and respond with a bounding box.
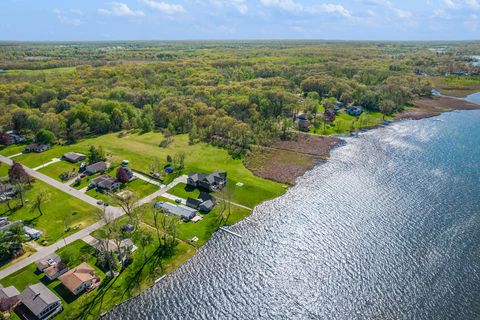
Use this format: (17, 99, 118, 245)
(1, 0, 479, 40)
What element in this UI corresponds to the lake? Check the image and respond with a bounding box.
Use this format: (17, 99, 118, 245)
(107, 105, 480, 319)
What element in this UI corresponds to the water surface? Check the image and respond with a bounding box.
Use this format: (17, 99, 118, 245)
(108, 109, 480, 320)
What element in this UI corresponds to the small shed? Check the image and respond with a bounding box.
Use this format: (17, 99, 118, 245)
(24, 226, 41, 239)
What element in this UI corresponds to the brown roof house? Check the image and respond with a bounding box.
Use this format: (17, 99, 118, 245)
(44, 262, 68, 281)
(58, 262, 99, 296)
(85, 161, 108, 175)
(0, 285, 20, 317)
(18, 283, 62, 320)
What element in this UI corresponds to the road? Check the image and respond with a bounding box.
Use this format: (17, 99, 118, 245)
(0, 155, 185, 279)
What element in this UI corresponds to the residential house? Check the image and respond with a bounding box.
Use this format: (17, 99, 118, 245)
(154, 201, 197, 221)
(35, 253, 61, 272)
(0, 183, 16, 198)
(24, 226, 41, 239)
(0, 284, 20, 316)
(334, 100, 344, 111)
(18, 283, 62, 320)
(0, 131, 25, 145)
(85, 161, 107, 175)
(187, 171, 227, 191)
(44, 262, 68, 281)
(62, 152, 86, 163)
(94, 239, 138, 255)
(0, 217, 8, 228)
(58, 262, 99, 296)
(186, 192, 216, 213)
(346, 106, 364, 116)
(298, 119, 311, 132)
(24, 144, 50, 153)
(90, 174, 122, 191)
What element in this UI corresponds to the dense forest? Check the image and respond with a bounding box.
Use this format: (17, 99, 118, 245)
(0, 41, 479, 154)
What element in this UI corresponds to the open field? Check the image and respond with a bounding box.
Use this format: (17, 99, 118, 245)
(38, 160, 79, 181)
(0, 179, 97, 244)
(0, 132, 285, 208)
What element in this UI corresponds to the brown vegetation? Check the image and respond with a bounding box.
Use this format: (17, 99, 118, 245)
(396, 97, 480, 120)
(245, 134, 342, 184)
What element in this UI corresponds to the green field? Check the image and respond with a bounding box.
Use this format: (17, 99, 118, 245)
(0, 179, 97, 244)
(167, 183, 202, 200)
(38, 160, 80, 181)
(2, 67, 76, 75)
(86, 177, 159, 203)
(309, 110, 392, 135)
(0, 132, 285, 208)
(0, 236, 195, 320)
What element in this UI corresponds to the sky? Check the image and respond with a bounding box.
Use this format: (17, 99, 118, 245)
(0, 0, 479, 41)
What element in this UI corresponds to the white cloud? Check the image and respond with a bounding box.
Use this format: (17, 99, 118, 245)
(141, 0, 185, 15)
(206, 0, 249, 14)
(261, 0, 351, 17)
(53, 8, 82, 26)
(363, 0, 411, 18)
(443, 0, 459, 9)
(465, 0, 480, 9)
(98, 2, 145, 17)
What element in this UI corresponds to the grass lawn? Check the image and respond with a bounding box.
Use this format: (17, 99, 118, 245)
(0, 244, 37, 271)
(309, 110, 392, 135)
(0, 132, 285, 209)
(85, 178, 159, 203)
(0, 163, 10, 177)
(0, 145, 24, 157)
(38, 160, 80, 181)
(0, 179, 97, 245)
(168, 183, 201, 200)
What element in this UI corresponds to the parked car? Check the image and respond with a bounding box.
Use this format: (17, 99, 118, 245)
(97, 200, 104, 205)
(175, 198, 182, 204)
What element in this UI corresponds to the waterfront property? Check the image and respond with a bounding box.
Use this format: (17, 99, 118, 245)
(58, 262, 99, 296)
(187, 171, 227, 191)
(346, 106, 364, 116)
(62, 152, 86, 163)
(18, 283, 62, 320)
(154, 201, 197, 221)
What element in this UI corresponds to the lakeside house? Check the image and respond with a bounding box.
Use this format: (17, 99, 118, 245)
(58, 262, 99, 296)
(62, 152, 86, 163)
(90, 174, 121, 191)
(154, 201, 197, 221)
(18, 283, 62, 320)
(186, 192, 216, 212)
(346, 106, 364, 116)
(35, 253, 61, 272)
(187, 171, 227, 191)
(0, 284, 21, 317)
(24, 144, 50, 153)
(85, 161, 108, 175)
(94, 239, 138, 254)
(23, 226, 42, 239)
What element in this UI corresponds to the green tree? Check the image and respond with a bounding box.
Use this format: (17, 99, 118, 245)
(35, 129, 56, 145)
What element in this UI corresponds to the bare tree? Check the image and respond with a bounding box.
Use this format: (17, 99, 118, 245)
(111, 190, 139, 225)
(29, 189, 50, 216)
(96, 207, 118, 277)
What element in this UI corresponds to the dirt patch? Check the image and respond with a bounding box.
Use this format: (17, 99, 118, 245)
(396, 97, 480, 120)
(245, 134, 342, 184)
(436, 85, 480, 97)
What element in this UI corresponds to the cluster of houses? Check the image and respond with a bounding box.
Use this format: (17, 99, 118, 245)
(154, 171, 227, 222)
(294, 101, 364, 132)
(88, 160, 134, 192)
(0, 253, 101, 319)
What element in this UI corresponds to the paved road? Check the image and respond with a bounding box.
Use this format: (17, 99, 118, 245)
(32, 158, 61, 171)
(132, 172, 164, 187)
(0, 155, 186, 279)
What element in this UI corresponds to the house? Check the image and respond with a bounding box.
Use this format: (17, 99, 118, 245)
(298, 119, 311, 132)
(90, 175, 121, 191)
(58, 262, 99, 296)
(0, 131, 25, 145)
(24, 144, 50, 153)
(346, 106, 364, 116)
(18, 283, 62, 320)
(186, 192, 216, 212)
(35, 253, 61, 272)
(154, 201, 197, 221)
(121, 224, 134, 233)
(85, 161, 107, 175)
(24, 226, 42, 239)
(297, 113, 309, 121)
(0, 183, 16, 197)
(62, 152, 86, 163)
(334, 100, 344, 111)
(0, 284, 20, 316)
(44, 262, 68, 281)
(187, 171, 227, 191)
(0, 217, 8, 228)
